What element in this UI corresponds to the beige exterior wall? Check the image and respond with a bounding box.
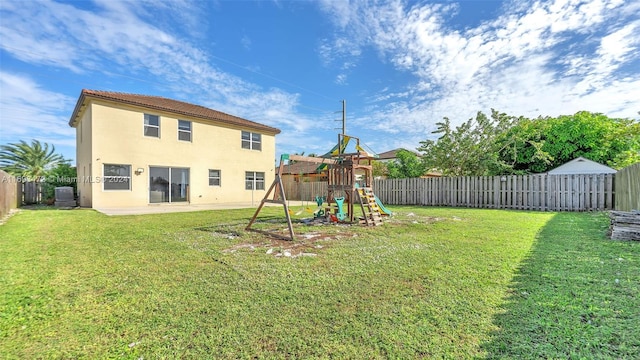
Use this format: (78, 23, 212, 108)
(74, 99, 276, 208)
(76, 106, 93, 207)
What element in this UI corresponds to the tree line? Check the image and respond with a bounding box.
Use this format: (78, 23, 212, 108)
(384, 110, 639, 178)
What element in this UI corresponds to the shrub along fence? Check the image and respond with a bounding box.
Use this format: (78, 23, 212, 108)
(615, 163, 640, 211)
(0, 170, 20, 219)
(289, 174, 615, 211)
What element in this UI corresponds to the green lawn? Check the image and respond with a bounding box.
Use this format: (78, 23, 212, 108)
(0, 206, 638, 359)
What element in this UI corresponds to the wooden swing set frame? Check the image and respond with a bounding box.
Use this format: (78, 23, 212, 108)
(245, 134, 379, 241)
(245, 153, 335, 241)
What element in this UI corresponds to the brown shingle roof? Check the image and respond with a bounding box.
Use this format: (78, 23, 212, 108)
(377, 148, 421, 160)
(69, 89, 281, 134)
(280, 161, 326, 175)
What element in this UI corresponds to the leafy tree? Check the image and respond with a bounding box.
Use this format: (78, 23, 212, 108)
(386, 149, 427, 178)
(0, 139, 67, 179)
(372, 160, 387, 178)
(499, 111, 640, 172)
(418, 110, 541, 176)
(494, 116, 552, 174)
(419, 109, 638, 176)
(42, 163, 77, 201)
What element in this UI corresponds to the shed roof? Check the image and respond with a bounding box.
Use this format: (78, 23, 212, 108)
(547, 157, 616, 174)
(69, 89, 281, 134)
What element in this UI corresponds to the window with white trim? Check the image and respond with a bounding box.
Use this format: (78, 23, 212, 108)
(144, 114, 160, 137)
(241, 131, 261, 150)
(178, 120, 191, 142)
(209, 169, 221, 186)
(103, 164, 131, 191)
(245, 171, 265, 190)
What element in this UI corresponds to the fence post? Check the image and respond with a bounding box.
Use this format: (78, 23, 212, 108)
(606, 174, 614, 210)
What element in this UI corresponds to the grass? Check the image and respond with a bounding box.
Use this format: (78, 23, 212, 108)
(0, 206, 638, 359)
(482, 211, 640, 359)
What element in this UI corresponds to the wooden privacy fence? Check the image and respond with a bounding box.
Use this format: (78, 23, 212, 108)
(283, 178, 328, 202)
(285, 174, 616, 211)
(615, 163, 640, 211)
(285, 180, 356, 202)
(373, 174, 615, 211)
(22, 181, 43, 205)
(0, 170, 20, 218)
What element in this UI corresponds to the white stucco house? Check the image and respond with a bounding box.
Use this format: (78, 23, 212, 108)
(69, 89, 281, 209)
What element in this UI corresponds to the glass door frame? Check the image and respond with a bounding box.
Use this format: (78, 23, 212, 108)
(149, 166, 190, 204)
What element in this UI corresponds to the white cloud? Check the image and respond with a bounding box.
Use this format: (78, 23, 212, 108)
(0, 71, 76, 158)
(316, 0, 376, 82)
(335, 74, 348, 85)
(319, 0, 640, 146)
(241, 35, 252, 50)
(597, 22, 639, 66)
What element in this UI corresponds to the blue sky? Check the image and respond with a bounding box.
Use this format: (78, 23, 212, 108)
(1, 0, 639, 163)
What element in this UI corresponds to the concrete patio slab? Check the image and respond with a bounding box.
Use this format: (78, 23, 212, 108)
(96, 201, 306, 216)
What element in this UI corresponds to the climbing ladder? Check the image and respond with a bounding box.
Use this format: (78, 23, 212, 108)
(356, 187, 383, 226)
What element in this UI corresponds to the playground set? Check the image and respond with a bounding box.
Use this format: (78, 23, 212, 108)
(246, 134, 392, 241)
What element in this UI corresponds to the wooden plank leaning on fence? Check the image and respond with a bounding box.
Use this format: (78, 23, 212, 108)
(609, 211, 640, 241)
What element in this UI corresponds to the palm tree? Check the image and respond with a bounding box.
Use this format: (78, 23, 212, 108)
(0, 139, 66, 180)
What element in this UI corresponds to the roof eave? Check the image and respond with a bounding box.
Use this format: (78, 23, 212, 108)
(68, 89, 88, 127)
(68, 89, 281, 135)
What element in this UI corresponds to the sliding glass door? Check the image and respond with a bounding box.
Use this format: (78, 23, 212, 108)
(149, 167, 169, 203)
(149, 167, 189, 203)
(170, 168, 189, 202)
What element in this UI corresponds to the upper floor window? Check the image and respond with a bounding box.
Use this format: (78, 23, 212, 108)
(209, 169, 221, 186)
(178, 120, 192, 142)
(103, 164, 131, 191)
(144, 114, 160, 138)
(241, 131, 261, 151)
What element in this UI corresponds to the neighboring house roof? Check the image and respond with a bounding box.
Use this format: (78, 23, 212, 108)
(68, 89, 281, 134)
(547, 157, 617, 174)
(377, 148, 420, 160)
(280, 161, 326, 175)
